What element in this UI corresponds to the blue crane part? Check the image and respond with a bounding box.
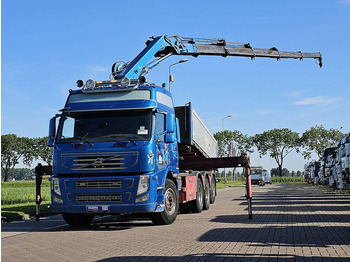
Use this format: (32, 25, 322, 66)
(112, 35, 322, 82)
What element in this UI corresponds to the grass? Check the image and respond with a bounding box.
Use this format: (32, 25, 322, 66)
(1, 180, 51, 205)
(1, 180, 51, 220)
(216, 177, 246, 189)
(2, 202, 51, 220)
(215, 176, 305, 189)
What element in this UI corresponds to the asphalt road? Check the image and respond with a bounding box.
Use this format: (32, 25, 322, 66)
(2, 184, 350, 262)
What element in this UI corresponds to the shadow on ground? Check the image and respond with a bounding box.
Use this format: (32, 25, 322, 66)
(95, 253, 349, 262)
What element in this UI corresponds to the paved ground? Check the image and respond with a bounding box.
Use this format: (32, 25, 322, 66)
(2, 184, 350, 262)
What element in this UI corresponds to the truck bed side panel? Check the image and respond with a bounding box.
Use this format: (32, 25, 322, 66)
(175, 104, 218, 159)
(192, 109, 218, 158)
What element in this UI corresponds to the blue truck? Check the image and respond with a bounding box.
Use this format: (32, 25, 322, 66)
(44, 35, 322, 226)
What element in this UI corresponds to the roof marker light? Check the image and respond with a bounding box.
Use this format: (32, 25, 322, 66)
(85, 79, 96, 89)
(138, 76, 147, 85)
(76, 79, 84, 88)
(121, 77, 130, 88)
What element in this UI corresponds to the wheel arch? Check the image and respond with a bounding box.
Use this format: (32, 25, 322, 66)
(166, 170, 179, 191)
(200, 171, 214, 186)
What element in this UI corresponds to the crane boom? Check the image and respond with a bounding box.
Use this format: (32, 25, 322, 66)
(112, 35, 322, 81)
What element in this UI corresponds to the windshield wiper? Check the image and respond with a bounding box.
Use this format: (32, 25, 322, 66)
(76, 123, 108, 147)
(77, 136, 94, 147)
(101, 134, 138, 146)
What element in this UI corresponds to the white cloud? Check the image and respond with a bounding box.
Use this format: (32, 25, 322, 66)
(294, 96, 338, 106)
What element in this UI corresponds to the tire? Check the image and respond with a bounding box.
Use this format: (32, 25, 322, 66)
(190, 177, 204, 213)
(210, 176, 216, 204)
(203, 178, 210, 210)
(62, 213, 95, 227)
(151, 179, 179, 225)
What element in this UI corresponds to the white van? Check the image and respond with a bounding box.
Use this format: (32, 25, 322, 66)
(264, 170, 271, 184)
(250, 167, 265, 186)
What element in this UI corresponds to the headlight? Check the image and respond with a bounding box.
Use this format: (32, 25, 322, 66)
(135, 194, 149, 203)
(52, 195, 63, 203)
(137, 175, 150, 195)
(51, 178, 61, 196)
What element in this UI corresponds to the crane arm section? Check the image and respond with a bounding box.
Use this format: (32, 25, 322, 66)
(112, 35, 322, 81)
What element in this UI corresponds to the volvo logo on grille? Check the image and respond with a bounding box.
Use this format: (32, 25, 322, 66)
(72, 153, 130, 171)
(94, 158, 103, 167)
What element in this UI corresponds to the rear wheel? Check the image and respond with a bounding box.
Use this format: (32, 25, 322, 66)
(209, 175, 216, 204)
(151, 179, 179, 225)
(62, 213, 95, 227)
(190, 177, 204, 213)
(203, 178, 210, 210)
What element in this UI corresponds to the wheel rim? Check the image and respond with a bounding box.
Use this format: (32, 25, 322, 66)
(165, 188, 176, 215)
(198, 181, 203, 206)
(210, 180, 216, 199)
(205, 182, 210, 203)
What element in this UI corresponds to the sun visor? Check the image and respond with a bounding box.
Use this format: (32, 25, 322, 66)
(65, 99, 157, 112)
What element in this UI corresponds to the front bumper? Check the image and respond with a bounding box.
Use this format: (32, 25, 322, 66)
(50, 171, 165, 215)
(50, 202, 158, 214)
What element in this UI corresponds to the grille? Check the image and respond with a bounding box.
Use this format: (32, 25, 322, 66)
(73, 155, 125, 171)
(75, 180, 122, 189)
(76, 194, 122, 203)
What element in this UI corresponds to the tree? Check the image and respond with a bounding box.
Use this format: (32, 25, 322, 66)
(1, 134, 36, 182)
(271, 167, 290, 176)
(35, 136, 53, 165)
(299, 125, 344, 160)
(1, 168, 35, 181)
(253, 128, 299, 177)
(270, 168, 279, 177)
(214, 130, 253, 157)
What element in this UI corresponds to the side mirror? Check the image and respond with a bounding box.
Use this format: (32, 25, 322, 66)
(165, 133, 176, 143)
(48, 114, 60, 147)
(166, 113, 175, 133)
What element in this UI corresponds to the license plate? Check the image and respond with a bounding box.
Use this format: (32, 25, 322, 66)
(86, 205, 110, 213)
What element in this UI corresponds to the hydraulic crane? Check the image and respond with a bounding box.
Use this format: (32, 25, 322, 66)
(43, 35, 322, 225)
(111, 35, 322, 83)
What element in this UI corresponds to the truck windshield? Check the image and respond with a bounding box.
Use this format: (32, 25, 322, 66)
(57, 110, 152, 143)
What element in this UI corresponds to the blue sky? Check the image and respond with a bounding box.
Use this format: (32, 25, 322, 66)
(2, 0, 350, 172)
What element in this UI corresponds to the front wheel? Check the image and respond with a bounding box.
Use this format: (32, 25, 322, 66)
(62, 213, 95, 227)
(151, 179, 179, 225)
